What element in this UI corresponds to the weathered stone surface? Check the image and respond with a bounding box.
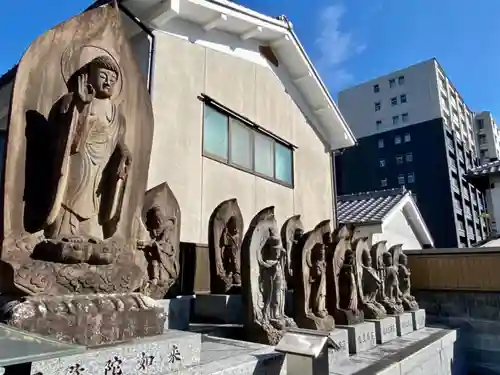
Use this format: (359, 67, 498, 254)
(328, 329, 349, 365)
(30, 330, 202, 375)
(327, 226, 364, 326)
(0, 4, 154, 296)
(281, 215, 304, 291)
(394, 312, 414, 337)
(390, 245, 419, 312)
(208, 199, 243, 294)
(337, 322, 376, 354)
(241, 207, 296, 345)
(354, 237, 387, 320)
(412, 309, 426, 331)
(367, 316, 397, 344)
(137, 182, 181, 299)
(2, 293, 165, 346)
(292, 220, 334, 331)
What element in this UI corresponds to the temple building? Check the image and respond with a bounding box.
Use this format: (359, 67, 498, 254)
(337, 187, 434, 250)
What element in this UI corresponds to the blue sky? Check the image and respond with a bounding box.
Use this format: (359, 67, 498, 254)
(1, 0, 500, 117)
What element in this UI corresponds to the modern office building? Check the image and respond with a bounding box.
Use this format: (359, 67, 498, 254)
(336, 58, 488, 248)
(474, 111, 500, 164)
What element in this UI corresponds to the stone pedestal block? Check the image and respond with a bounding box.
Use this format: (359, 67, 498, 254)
(193, 294, 242, 324)
(412, 309, 426, 331)
(328, 329, 349, 366)
(30, 330, 202, 375)
(2, 293, 165, 346)
(366, 316, 397, 344)
(393, 312, 414, 336)
(337, 321, 377, 354)
(157, 295, 194, 331)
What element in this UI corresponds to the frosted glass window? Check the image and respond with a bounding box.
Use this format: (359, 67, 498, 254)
(275, 143, 292, 185)
(203, 105, 228, 160)
(230, 118, 252, 169)
(254, 133, 274, 177)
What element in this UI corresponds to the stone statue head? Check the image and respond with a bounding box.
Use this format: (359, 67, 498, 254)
(268, 227, 283, 260)
(226, 216, 239, 236)
(87, 55, 120, 99)
(145, 206, 169, 240)
(344, 249, 355, 266)
(399, 253, 407, 266)
(312, 243, 326, 263)
(382, 252, 393, 266)
(362, 250, 372, 267)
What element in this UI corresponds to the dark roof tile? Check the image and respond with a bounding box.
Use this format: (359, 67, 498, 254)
(337, 187, 409, 224)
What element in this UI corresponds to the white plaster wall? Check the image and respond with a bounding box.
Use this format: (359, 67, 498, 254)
(338, 59, 441, 139)
(148, 28, 333, 244)
(375, 209, 422, 250)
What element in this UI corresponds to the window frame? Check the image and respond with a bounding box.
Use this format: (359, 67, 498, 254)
(379, 159, 386, 167)
(381, 178, 388, 187)
(389, 78, 396, 88)
(407, 172, 415, 183)
(402, 113, 409, 123)
(373, 84, 380, 93)
(396, 155, 403, 165)
(393, 116, 400, 125)
(394, 135, 402, 144)
(400, 94, 407, 104)
(398, 76, 405, 85)
(391, 97, 398, 106)
(378, 139, 385, 148)
(404, 133, 411, 142)
(374, 101, 381, 111)
(201, 96, 296, 188)
(406, 152, 413, 162)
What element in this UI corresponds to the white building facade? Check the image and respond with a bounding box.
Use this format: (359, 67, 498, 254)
(474, 111, 500, 164)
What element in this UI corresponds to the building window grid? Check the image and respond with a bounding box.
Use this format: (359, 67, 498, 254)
(373, 84, 380, 93)
(406, 152, 413, 162)
(396, 155, 403, 165)
(407, 172, 415, 183)
(398, 174, 405, 185)
(202, 103, 294, 187)
(400, 94, 407, 104)
(404, 133, 411, 142)
(389, 78, 396, 88)
(394, 135, 402, 144)
(374, 101, 381, 111)
(391, 97, 398, 106)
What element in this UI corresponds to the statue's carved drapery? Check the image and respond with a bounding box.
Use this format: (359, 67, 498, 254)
(137, 182, 181, 299)
(292, 220, 334, 331)
(326, 226, 364, 325)
(208, 199, 243, 294)
(280, 215, 304, 291)
(390, 245, 419, 312)
(353, 237, 387, 319)
(241, 207, 296, 345)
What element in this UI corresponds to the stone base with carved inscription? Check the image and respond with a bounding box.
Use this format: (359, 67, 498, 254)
(366, 317, 397, 344)
(393, 312, 415, 337)
(1, 293, 166, 346)
(337, 322, 377, 354)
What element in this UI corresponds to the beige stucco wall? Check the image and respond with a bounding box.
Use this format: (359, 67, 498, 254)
(147, 31, 334, 244)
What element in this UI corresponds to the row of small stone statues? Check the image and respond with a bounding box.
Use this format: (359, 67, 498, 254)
(208, 199, 419, 345)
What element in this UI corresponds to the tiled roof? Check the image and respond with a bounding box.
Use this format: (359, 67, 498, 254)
(467, 160, 500, 178)
(337, 187, 409, 225)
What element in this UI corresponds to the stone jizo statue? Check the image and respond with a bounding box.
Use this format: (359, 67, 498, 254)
(353, 237, 387, 319)
(391, 245, 419, 311)
(381, 251, 404, 315)
(281, 215, 305, 290)
(208, 199, 243, 294)
(326, 226, 364, 325)
(292, 220, 334, 331)
(241, 207, 296, 345)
